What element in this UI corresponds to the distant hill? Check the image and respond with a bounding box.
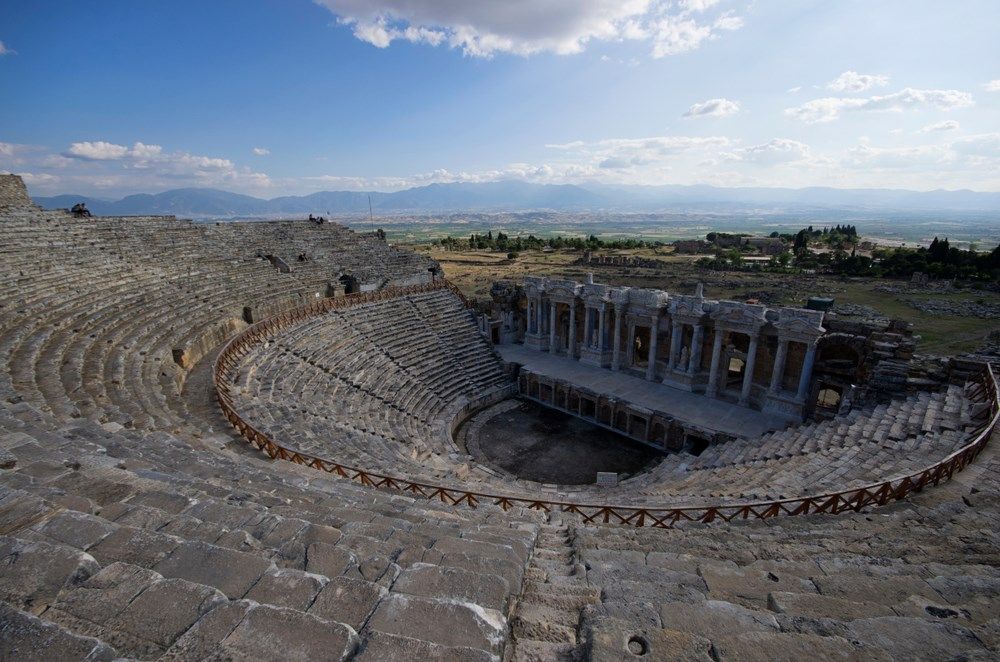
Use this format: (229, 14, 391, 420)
(33, 181, 1000, 217)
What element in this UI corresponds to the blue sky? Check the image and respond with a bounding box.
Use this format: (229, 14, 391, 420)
(1, 0, 998, 197)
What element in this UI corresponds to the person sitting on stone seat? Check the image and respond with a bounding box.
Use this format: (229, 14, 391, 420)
(308, 213, 315, 221)
(71, 202, 91, 217)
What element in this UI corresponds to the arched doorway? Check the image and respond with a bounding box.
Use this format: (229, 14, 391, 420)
(339, 274, 360, 294)
(683, 434, 710, 457)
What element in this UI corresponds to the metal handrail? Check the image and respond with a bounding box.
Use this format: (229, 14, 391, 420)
(213, 282, 1000, 528)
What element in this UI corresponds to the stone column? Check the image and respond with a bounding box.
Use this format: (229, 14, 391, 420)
(568, 301, 577, 358)
(626, 320, 636, 366)
(549, 301, 557, 354)
(706, 329, 724, 397)
(769, 339, 789, 394)
(688, 323, 704, 376)
(646, 314, 659, 381)
(739, 334, 759, 406)
(583, 306, 593, 348)
(612, 306, 623, 370)
(598, 306, 607, 353)
(797, 342, 818, 402)
(668, 320, 683, 371)
(527, 299, 534, 334)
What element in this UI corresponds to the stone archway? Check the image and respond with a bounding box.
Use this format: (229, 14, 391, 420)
(339, 273, 360, 294)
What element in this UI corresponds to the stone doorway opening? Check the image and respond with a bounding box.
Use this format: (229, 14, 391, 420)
(339, 274, 360, 294)
(683, 433, 710, 457)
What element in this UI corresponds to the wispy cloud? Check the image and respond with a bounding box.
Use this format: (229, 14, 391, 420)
(918, 120, 960, 134)
(252, 147, 270, 156)
(0, 140, 273, 196)
(734, 138, 811, 164)
(786, 88, 973, 123)
(0, 40, 16, 56)
(826, 70, 888, 93)
(683, 97, 740, 118)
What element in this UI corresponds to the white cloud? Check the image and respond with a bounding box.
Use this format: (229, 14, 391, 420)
(0, 41, 14, 56)
(649, 15, 713, 56)
(843, 142, 948, 169)
(918, 120, 960, 133)
(983, 80, 1000, 92)
(951, 133, 1000, 158)
(538, 133, 731, 177)
(252, 147, 270, 156)
(683, 97, 740, 118)
(0, 142, 32, 158)
(735, 138, 811, 164)
(3, 139, 274, 196)
(679, 0, 720, 11)
(18, 172, 59, 185)
(827, 70, 889, 93)
(65, 141, 132, 160)
(842, 135, 1000, 174)
(713, 11, 743, 31)
(785, 88, 974, 123)
(314, 0, 744, 59)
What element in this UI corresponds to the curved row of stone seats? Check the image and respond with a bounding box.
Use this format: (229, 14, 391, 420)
(0, 208, 437, 437)
(618, 383, 987, 505)
(204, 222, 433, 288)
(4, 386, 999, 662)
(227, 289, 511, 484)
(0, 400, 542, 660)
(4, 391, 996, 661)
(220, 279, 994, 507)
(536, 437, 1000, 661)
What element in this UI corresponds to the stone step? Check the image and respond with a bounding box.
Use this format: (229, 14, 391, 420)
(510, 604, 579, 643)
(509, 639, 580, 662)
(0, 602, 118, 662)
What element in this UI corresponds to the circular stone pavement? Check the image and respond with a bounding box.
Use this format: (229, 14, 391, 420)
(469, 399, 662, 485)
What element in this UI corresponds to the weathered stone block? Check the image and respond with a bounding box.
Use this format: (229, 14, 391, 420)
(153, 540, 271, 598)
(308, 576, 386, 630)
(367, 593, 504, 654)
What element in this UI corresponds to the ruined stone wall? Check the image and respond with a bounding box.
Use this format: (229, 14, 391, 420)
(0, 175, 33, 208)
(575, 252, 668, 269)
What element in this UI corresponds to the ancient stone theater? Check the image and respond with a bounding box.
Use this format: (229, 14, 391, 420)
(0, 173, 998, 660)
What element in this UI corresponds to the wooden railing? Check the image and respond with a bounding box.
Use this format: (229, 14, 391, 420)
(214, 283, 1000, 528)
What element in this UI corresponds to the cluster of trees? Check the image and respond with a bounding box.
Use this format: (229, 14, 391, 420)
(434, 231, 663, 253)
(696, 250, 793, 272)
(698, 227, 999, 281)
(792, 224, 859, 252)
(871, 238, 1000, 280)
(791, 236, 1000, 281)
(705, 232, 750, 243)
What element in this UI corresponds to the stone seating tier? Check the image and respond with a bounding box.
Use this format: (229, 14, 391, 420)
(0, 208, 438, 435)
(1, 398, 998, 660)
(225, 287, 991, 505)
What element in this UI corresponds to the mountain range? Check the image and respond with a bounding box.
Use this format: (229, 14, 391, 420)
(34, 181, 1000, 218)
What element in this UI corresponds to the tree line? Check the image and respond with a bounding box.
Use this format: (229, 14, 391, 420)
(434, 231, 664, 253)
